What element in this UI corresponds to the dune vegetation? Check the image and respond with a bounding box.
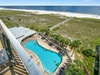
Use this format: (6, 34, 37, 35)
(0, 10, 100, 75)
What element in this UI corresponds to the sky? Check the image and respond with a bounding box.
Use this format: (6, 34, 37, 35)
(0, 0, 100, 6)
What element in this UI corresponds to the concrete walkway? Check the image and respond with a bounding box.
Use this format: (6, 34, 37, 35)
(49, 17, 73, 31)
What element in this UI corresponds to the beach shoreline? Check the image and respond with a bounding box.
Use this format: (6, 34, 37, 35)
(0, 8, 100, 19)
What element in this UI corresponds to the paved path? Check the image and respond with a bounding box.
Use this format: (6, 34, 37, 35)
(49, 17, 73, 31)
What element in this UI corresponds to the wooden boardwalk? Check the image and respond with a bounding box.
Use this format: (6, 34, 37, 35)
(49, 17, 73, 31)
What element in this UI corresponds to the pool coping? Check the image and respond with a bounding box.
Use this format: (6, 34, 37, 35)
(21, 34, 70, 75)
(25, 40, 63, 74)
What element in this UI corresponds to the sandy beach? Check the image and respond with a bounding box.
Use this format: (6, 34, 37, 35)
(0, 8, 100, 19)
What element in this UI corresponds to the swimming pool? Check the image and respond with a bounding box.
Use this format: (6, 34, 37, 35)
(25, 40, 62, 73)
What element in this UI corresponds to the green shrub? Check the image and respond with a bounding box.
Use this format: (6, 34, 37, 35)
(82, 49, 96, 57)
(64, 63, 85, 75)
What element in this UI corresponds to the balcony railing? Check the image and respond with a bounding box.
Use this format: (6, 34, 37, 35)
(0, 19, 42, 75)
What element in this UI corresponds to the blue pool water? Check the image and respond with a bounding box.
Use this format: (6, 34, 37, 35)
(25, 40, 62, 73)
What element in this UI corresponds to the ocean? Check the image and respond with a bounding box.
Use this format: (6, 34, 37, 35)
(0, 6, 100, 15)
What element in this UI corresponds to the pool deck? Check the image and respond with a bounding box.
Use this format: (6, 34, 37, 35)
(22, 34, 70, 75)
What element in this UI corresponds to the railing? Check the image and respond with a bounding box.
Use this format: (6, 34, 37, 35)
(0, 19, 42, 75)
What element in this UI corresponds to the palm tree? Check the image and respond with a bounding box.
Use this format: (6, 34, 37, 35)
(65, 39, 71, 47)
(53, 34, 63, 44)
(41, 28, 50, 36)
(70, 40, 81, 57)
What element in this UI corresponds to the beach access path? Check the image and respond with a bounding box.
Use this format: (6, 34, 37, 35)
(49, 17, 73, 31)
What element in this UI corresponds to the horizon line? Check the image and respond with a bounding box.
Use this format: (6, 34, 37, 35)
(0, 5, 100, 6)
